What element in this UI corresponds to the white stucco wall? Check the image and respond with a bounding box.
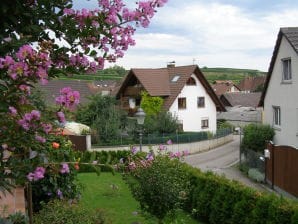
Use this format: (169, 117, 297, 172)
(169, 74, 217, 132)
(263, 36, 298, 147)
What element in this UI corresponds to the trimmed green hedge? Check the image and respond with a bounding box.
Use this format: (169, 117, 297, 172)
(186, 164, 298, 224)
(126, 156, 298, 223)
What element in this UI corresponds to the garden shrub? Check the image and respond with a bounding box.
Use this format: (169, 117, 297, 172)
(191, 172, 220, 222)
(178, 163, 298, 224)
(267, 197, 295, 224)
(209, 181, 244, 224)
(230, 188, 257, 224)
(124, 151, 298, 223)
(241, 124, 275, 152)
(126, 156, 191, 220)
(33, 200, 108, 224)
(248, 168, 265, 183)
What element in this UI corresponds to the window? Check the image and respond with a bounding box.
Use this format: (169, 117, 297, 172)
(273, 106, 281, 126)
(197, 97, 205, 108)
(201, 118, 209, 129)
(171, 75, 180, 82)
(282, 58, 292, 81)
(186, 77, 196, 85)
(178, 97, 186, 109)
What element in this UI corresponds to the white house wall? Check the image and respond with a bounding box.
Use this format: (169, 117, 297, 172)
(264, 36, 298, 147)
(169, 74, 217, 133)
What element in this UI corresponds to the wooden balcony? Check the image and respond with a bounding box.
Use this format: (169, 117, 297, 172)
(124, 86, 143, 96)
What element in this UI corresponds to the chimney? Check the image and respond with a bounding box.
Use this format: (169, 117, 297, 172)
(167, 61, 175, 68)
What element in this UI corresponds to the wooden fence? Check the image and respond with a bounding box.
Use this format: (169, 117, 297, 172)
(266, 142, 298, 197)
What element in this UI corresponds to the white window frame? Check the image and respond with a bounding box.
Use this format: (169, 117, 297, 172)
(282, 58, 292, 81)
(273, 106, 281, 127)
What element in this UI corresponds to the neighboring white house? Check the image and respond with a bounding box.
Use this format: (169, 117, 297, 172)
(259, 27, 298, 147)
(116, 64, 225, 132)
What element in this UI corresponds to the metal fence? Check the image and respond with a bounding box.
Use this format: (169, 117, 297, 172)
(240, 148, 265, 182)
(94, 128, 232, 146)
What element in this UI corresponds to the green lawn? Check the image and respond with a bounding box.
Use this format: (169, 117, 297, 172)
(78, 172, 200, 224)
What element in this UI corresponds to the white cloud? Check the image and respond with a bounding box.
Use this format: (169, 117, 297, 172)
(110, 1, 298, 71)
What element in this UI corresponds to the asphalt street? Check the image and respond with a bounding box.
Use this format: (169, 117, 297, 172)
(184, 135, 267, 191)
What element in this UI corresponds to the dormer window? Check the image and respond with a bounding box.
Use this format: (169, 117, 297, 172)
(171, 75, 180, 82)
(186, 77, 196, 85)
(282, 58, 292, 81)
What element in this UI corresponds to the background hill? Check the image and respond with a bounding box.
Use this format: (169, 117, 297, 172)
(58, 66, 267, 84)
(201, 67, 266, 84)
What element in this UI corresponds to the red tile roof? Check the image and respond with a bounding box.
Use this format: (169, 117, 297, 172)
(212, 82, 240, 96)
(238, 76, 266, 92)
(116, 65, 226, 111)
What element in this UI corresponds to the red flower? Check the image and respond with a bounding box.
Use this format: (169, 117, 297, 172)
(52, 142, 60, 149)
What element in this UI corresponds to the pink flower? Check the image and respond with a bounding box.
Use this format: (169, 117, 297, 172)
(182, 150, 189, 156)
(27, 166, 46, 181)
(42, 123, 52, 134)
(128, 161, 136, 170)
(16, 45, 34, 60)
(167, 139, 173, 145)
(35, 135, 46, 143)
(158, 144, 167, 151)
(60, 163, 70, 174)
(131, 146, 138, 155)
(55, 87, 80, 109)
(8, 106, 17, 116)
(146, 153, 154, 161)
(56, 111, 66, 124)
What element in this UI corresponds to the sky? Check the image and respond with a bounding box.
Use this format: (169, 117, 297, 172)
(73, 0, 298, 71)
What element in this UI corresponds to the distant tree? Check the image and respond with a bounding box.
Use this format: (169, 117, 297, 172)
(75, 94, 122, 143)
(97, 65, 127, 76)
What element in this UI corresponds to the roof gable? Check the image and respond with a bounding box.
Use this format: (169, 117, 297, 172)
(259, 27, 298, 106)
(116, 65, 226, 112)
(132, 68, 170, 96)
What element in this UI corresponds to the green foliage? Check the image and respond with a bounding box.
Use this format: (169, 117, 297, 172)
(143, 111, 180, 135)
(97, 65, 127, 76)
(128, 158, 298, 223)
(217, 119, 234, 131)
(75, 94, 122, 143)
(30, 135, 82, 212)
(241, 124, 275, 152)
(248, 168, 265, 183)
(125, 156, 191, 220)
(33, 200, 108, 224)
(201, 67, 266, 84)
(73, 150, 130, 173)
(140, 91, 164, 116)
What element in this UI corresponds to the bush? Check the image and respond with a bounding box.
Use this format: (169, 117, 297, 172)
(125, 156, 191, 220)
(241, 124, 275, 152)
(248, 168, 265, 183)
(33, 200, 108, 224)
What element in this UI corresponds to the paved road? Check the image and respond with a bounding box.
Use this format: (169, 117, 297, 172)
(185, 135, 240, 171)
(184, 135, 268, 192)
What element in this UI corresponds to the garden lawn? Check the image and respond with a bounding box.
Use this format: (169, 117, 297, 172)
(78, 172, 200, 224)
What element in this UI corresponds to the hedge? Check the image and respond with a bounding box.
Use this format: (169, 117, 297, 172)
(185, 163, 298, 224)
(126, 156, 298, 223)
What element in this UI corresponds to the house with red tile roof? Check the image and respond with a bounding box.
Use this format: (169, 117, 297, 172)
(116, 64, 225, 132)
(238, 76, 266, 93)
(38, 79, 119, 105)
(212, 80, 241, 96)
(259, 27, 298, 147)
